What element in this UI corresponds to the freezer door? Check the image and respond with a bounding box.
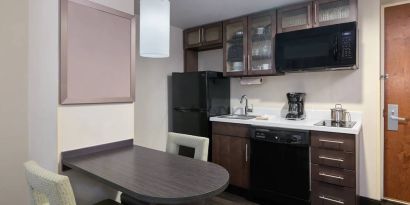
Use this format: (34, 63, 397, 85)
(172, 108, 209, 138)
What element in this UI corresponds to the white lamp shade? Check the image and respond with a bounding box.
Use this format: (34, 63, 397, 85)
(140, 0, 170, 58)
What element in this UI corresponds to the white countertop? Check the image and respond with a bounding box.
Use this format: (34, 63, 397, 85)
(210, 108, 362, 135)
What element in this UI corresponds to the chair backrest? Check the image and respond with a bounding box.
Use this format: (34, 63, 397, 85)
(166, 132, 209, 161)
(24, 161, 76, 205)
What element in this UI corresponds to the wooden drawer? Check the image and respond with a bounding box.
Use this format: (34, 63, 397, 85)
(311, 148, 355, 170)
(311, 164, 355, 188)
(212, 122, 249, 138)
(311, 181, 356, 205)
(311, 131, 355, 152)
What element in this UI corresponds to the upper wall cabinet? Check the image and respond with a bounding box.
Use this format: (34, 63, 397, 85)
(223, 10, 280, 77)
(278, 0, 357, 33)
(223, 17, 248, 77)
(184, 22, 223, 50)
(277, 2, 313, 33)
(313, 0, 357, 27)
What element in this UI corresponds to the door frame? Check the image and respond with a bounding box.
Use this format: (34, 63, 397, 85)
(381, 1, 410, 203)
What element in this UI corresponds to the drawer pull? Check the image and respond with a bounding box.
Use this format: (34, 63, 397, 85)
(319, 139, 344, 144)
(319, 156, 344, 162)
(319, 172, 344, 180)
(319, 195, 345, 204)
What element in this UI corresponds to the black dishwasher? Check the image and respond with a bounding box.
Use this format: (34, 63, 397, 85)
(250, 127, 310, 205)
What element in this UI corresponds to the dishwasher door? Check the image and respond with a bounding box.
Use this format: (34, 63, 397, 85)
(250, 136, 310, 205)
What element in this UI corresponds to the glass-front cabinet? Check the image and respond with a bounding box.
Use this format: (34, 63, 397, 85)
(202, 22, 223, 47)
(223, 17, 247, 77)
(314, 0, 357, 27)
(184, 27, 202, 49)
(247, 10, 277, 75)
(277, 2, 313, 33)
(184, 23, 223, 49)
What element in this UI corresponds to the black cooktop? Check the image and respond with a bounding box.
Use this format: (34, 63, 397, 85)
(314, 120, 357, 128)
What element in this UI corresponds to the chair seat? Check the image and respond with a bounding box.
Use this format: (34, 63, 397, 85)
(94, 199, 121, 205)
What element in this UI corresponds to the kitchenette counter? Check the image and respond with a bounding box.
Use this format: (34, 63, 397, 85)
(210, 108, 362, 135)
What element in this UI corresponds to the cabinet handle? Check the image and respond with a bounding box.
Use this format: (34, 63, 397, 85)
(319, 139, 344, 144)
(198, 28, 201, 43)
(245, 144, 248, 162)
(319, 196, 344, 204)
(202, 28, 205, 42)
(248, 54, 252, 70)
(313, 3, 318, 26)
(318, 156, 344, 162)
(319, 172, 344, 180)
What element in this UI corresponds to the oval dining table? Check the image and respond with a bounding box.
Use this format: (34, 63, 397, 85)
(62, 142, 230, 205)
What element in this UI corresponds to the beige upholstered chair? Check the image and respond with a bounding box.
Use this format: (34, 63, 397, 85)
(24, 161, 120, 205)
(166, 132, 209, 161)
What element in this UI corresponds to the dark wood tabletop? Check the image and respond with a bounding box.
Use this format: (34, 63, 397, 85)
(62, 145, 229, 204)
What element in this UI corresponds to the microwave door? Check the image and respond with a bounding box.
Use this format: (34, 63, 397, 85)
(276, 24, 348, 71)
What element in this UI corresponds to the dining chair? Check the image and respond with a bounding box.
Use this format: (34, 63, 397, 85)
(166, 132, 209, 161)
(24, 161, 121, 205)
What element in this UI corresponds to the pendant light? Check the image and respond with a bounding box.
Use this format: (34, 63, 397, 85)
(140, 0, 170, 58)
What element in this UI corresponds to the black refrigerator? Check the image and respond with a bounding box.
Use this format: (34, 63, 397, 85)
(171, 71, 230, 159)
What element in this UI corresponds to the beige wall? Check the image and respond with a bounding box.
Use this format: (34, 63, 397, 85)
(0, 0, 29, 204)
(134, 19, 184, 151)
(28, 0, 59, 172)
(198, 0, 382, 199)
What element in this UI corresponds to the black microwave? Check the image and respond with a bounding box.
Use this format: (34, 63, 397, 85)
(276, 22, 357, 72)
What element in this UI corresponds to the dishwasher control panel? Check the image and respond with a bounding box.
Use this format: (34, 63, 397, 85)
(252, 127, 310, 145)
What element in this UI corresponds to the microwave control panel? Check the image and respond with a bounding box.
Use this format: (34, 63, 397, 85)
(341, 31, 354, 59)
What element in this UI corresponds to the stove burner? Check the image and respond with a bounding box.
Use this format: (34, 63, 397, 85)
(314, 120, 357, 128)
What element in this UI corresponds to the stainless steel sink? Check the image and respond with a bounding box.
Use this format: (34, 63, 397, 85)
(217, 114, 257, 120)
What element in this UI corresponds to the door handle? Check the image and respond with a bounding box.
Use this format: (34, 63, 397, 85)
(390, 115, 407, 121)
(388, 104, 407, 131)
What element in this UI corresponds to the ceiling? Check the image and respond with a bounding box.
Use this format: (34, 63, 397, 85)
(136, 0, 309, 29)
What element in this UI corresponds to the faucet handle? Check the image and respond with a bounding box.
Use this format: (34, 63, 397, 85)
(247, 104, 254, 113)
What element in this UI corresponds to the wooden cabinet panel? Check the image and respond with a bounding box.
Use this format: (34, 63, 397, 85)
(277, 2, 313, 33)
(313, 0, 357, 27)
(311, 131, 355, 152)
(212, 134, 250, 189)
(311, 148, 355, 170)
(311, 181, 356, 205)
(223, 17, 248, 77)
(202, 22, 223, 47)
(311, 164, 355, 188)
(212, 122, 249, 138)
(184, 27, 202, 49)
(247, 10, 279, 76)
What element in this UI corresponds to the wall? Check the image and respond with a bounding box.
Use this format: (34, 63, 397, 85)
(56, 0, 135, 204)
(198, 0, 382, 199)
(0, 0, 29, 204)
(134, 18, 184, 151)
(28, 0, 59, 172)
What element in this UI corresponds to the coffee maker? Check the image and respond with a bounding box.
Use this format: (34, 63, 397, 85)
(286, 93, 306, 120)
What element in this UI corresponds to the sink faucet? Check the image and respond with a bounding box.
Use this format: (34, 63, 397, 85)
(240, 95, 253, 116)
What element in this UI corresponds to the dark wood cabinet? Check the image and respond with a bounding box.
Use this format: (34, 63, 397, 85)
(313, 0, 357, 27)
(183, 22, 223, 72)
(310, 131, 359, 205)
(278, 0, 357, 33)
(183, 22, 223, 49)
(277, 2, 313, 33)
(223, 10, 280, 77)
(212, 122, 250, 189)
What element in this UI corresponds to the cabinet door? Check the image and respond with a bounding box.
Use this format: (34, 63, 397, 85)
(223, 17, 248, 77)
(313, 0, 357, 27)
(247, 10, 277, 76)
(277, 2, 313, 33)
(184, 27, 202, 49)
(202, 22, 223, 47)
(212, 134, 250, 189)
